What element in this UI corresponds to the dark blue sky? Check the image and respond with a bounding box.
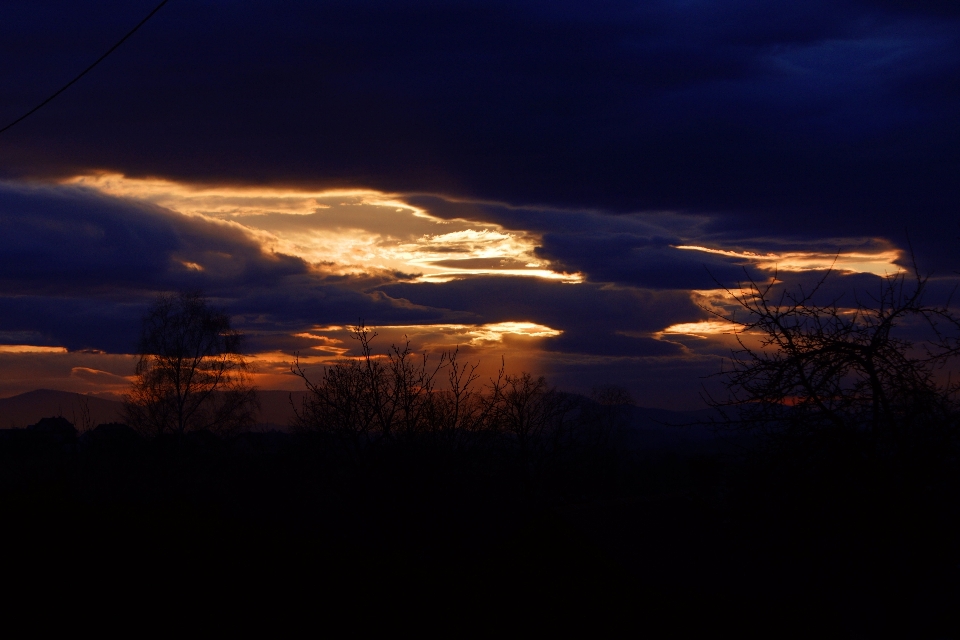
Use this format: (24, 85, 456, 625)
(0, 1, 957, 406)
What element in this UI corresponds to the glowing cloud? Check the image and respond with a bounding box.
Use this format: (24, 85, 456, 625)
(462, 322, 562, 343)
(65, 173, 581, 283)
(286, 322, 562, 355)
(292, 332, 351, 356)
(70, 367, 131, 385)
(655, 320, 737, 339)
(0, 345, 68, 354)
(674, 244, 901, 276)
(358, 322, 562, 345)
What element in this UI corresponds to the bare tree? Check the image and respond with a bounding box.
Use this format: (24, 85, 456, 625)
(292, 325, 510, 450)
(706, 267, 960, 457)
(71, 395, 94, 433)
(291, 323, 623, 509)
(124, 291, 258, 437)
(429, 348, 502, 447)
(291, 324, 449, 446)
(488, 372, 575, 487)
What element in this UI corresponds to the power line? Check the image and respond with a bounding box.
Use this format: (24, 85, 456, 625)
(0, 0, 171, 137)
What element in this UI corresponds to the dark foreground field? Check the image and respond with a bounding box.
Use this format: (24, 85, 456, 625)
(2, 413, 958, 637)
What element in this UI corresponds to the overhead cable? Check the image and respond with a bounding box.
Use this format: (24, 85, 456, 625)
(0, 0, 171, 136)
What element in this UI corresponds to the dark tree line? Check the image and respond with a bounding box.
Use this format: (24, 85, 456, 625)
(290, 324, 634, 506)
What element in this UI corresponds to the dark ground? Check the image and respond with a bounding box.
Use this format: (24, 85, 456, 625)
(1, 416, 957, 637)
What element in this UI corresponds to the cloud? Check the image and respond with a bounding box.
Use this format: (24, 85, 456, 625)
(70, 366, 130, 386)
(378, 276, 700, 338)
(403, 195, 909, 289)
(0, 181, 308, 295)
(65, 174, 580, 283)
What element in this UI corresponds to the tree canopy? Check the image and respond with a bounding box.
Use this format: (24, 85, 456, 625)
(124, 291, 258, 436)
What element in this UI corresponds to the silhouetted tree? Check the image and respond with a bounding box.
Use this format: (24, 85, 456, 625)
(584, 384, 634, 449)
(708, 267, 960, 460)
(485, 371, 578, 495)
(125, 291, 258, 437)
(292, 324, 447, 447)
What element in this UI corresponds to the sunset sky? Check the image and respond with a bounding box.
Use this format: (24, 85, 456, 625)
(1, 1, 958, 408)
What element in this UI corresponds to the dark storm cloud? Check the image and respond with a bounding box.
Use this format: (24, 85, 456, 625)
(548, 329, 680, 359)
(720, 268, 960, 319)
(379, 277, 696, 356)
(534, 232, 747, 290)
(858, 0, 960, 17)
(0, 182, 307, 295)
(230, 287, 470, 355)
(407, 194, 901, 290)
(380, 277, 697, 332)
(0, 1, 956, 267)
(406, 194, 738, 289)
(0, 295, 143, 353)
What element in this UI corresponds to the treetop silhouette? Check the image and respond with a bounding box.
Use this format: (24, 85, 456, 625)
(124, 291, 258, 437)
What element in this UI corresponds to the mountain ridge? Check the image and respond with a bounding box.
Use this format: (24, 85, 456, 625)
(0, 389, 720, 453)
(0, 388, 311, 430)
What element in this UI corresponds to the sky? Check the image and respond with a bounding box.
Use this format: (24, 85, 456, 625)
(0, 0, 958, 408)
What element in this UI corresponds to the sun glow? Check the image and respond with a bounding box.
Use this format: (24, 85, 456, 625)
(65, 173, 581, 283)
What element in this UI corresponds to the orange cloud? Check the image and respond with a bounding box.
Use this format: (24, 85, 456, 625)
(65, 173, 581, 283)
(674, 244, 901, 276)
(0, 345, 67, 354)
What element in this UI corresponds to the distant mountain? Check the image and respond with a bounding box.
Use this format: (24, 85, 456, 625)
(0, 389, 721, 448)
(256, 390, 308, 430)
(0, 388, 309, 431)
(0, 389, 125, 429)
(628, 404, 768, 457)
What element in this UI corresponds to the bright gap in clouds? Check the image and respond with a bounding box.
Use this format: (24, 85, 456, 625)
(288, 321, 562, 357)
(65, 174, 582, 283)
